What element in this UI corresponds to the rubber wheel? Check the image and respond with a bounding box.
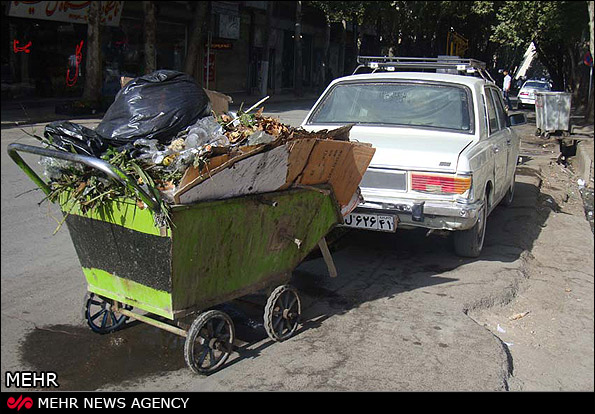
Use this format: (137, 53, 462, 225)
(184, 310, 235, 375)
(535, 128, 541, 137)
(500, 172, 516, 207)
(85, 293, 132, 334)
(264, 285, 301, 342)
(453, 200, 487, 258)
(543, 131, 551, 140)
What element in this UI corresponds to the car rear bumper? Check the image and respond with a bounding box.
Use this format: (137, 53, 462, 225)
(349, 197, 484, 231)
(518, 97, 536, 105)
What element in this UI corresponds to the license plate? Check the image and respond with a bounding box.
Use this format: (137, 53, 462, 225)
(342, 213, 397, 232)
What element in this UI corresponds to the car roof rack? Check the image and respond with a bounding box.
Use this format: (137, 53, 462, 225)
(353, 56, 496, 84)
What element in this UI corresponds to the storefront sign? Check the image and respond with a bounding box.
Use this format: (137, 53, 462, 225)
(66, 40, 84, 87)
(7, 1, 124, 27)
(13, 40, 32, 53)
(207, 42, 233, 50)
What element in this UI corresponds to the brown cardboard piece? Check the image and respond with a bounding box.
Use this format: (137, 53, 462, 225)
(289, 139, 375, 206)
(203, 89, 233, 116)
(174, 145, 268, 203)
(120, 76, 134, 88)
(173, 137, 375, 208)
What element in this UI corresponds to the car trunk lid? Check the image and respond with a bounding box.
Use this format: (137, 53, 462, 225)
(304, 124, 474, 172)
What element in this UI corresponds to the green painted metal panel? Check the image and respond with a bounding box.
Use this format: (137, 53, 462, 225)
(59, 192, 170, 237)
(169, 188, 341, 314)
(83, 267, 174, 319)
(60, 187, 340, 320)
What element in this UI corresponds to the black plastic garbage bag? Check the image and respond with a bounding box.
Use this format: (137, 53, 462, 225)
(43, 121, 130, 157)
(95, 70, 211, 145)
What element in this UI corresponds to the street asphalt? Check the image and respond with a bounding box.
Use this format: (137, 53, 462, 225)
(1, 99, 593, 392)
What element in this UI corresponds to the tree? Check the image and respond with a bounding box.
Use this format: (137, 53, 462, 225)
(184, 2, 209, 81)
(309, 1, 370, 81)
(82, 1, 102, 103)
(490, 1, 589, 95)
(259, 1, 274, 96)
(143, 1, 156, 74)
(587, 0, 594, 121)
(294, 1, 303, 96)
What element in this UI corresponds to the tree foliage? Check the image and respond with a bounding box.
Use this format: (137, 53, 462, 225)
(490, 1, 590, 92)
(305, 1, 592, 100)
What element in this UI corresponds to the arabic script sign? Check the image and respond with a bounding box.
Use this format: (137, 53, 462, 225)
(8, 1, 124, 27)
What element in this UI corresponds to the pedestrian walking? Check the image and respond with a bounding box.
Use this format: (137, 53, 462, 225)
(502, 70, 512, 110)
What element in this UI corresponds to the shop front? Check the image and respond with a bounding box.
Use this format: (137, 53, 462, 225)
(2, 1, 125, 100)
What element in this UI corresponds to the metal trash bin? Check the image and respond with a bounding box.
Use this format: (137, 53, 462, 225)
(535, 91, 571, 139)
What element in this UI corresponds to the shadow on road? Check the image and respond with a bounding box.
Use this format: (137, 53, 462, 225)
(287, 178, 557, 335)
(19, 179, 556, 390)
(18, 115, 561, 390)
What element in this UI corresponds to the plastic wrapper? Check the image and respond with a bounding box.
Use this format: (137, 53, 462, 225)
(96, 70, 211, 145)
(43, 121, 130, 157)
(247, 130, 275, 146)
(39, 156, 85, 181)
(130, 116, 233, 180)
(181, 116, 230, 148)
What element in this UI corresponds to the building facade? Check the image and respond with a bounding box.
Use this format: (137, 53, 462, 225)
(2, 1, 377, 101)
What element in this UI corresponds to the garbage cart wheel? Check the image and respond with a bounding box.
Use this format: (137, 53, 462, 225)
(264, 285, 301, 342)
(85, 293, 132, 334)
(184, 310, 235, 375)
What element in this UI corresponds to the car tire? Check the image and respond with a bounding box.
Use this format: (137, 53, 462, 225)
(499, 172, 516, 207)
(453, 197, 487, 258)
(517, 102, 523, 110)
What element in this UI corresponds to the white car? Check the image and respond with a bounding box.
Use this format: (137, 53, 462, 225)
(301, 58, 526, 257)
(517, 79, 551, 108)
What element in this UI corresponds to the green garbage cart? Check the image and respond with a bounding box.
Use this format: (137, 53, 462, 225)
(8, 143, 343, 374)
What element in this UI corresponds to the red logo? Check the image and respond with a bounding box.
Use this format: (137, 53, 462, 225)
(7, 396, 33, 411)
(13, 40, 32, 54)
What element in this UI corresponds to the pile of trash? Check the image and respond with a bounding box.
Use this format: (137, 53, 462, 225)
(35, 70, 374, 228)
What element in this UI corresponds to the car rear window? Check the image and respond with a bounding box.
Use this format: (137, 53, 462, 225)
(308, 81, 473, 133)
(524, 81, 549, 89)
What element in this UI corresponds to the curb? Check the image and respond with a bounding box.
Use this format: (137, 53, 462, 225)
(572, 140, 594, 189)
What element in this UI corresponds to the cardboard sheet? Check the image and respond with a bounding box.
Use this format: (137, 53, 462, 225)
(173, 137, 375, 208)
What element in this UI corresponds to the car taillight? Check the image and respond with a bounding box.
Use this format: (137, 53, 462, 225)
(520, 92, 529, 96)
(411, 173, 471, 195)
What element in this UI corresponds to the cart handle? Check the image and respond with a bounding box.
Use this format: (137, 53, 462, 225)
(7, 143, 161, 212)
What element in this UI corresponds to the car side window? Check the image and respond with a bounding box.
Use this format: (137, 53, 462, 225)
(485, 88, 499, 135)
(490, 89, 510, 128)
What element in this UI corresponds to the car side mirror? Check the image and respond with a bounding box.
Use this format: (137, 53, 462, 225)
(508, 113, 526, 126)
